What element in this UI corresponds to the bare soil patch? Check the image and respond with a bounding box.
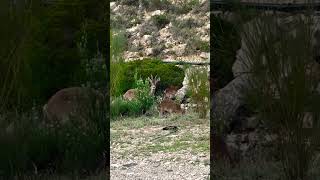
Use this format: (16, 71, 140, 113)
(111, 113, 210, 180)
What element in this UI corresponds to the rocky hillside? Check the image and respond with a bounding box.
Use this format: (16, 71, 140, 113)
(110, 0, 209, 63)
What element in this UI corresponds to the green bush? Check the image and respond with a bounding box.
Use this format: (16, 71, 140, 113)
(0, 0, 107, 111)
(117, 59, 184, 96)
(111, 75, 156, 119)
(151, 14, 170, 29)
(111, 96, 146, 119)
(29, 0, 107, 100)
(212, 16, 241, 91)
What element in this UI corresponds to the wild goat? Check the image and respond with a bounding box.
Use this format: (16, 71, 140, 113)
(43, 87, 105, 125)
(163, 85, 180, 100)
(158, 98, 185, 117)
(123, 75, 160, 101)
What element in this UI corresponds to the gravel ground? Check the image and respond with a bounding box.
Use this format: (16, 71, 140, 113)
(110, 115, 210, 180)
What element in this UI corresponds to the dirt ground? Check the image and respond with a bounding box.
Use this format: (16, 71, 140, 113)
(110, 113, 210, 180)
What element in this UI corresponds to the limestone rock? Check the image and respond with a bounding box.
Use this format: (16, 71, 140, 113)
(172, 44, 187, 56)
(212, 74, 251, 128)
(145, 48, 155, 56)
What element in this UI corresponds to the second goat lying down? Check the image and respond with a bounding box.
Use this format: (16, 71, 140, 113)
(158, 98, 185, 117)
(163, 85, 180, 100)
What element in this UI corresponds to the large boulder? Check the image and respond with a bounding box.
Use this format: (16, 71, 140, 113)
(211, 74, 250, 131)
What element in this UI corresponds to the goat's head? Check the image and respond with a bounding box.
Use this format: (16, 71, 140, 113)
(148, 75, 160, 95)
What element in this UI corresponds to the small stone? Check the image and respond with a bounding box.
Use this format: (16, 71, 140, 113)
(141, 35, 153, 46)
(111, 164, 121, 168)
(123, 162, 138, 168)
(151, 10, 165, 16)
(172, 44, 187, 56)
(145, 48, 154, 56)
(200, 52, 209, 59)
(110, 2, 116, 9)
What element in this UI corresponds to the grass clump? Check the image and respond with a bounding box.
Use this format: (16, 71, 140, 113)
(151, 14, 170, 29)
(173, 0, 201, 14)
(188, 67, 210, 119)
(110, 29, 127, 97)
(242, 12, 320, 180)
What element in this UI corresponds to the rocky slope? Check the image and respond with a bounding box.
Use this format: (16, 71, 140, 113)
(111, 0, 209, 63)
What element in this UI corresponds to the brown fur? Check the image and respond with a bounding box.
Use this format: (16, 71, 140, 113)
(158, 98, 185, 117)
(163, 85, 180, 99)
(123, 89, 138, 101)
(123, 75, 160, 101)
(43, 87, 104, 124)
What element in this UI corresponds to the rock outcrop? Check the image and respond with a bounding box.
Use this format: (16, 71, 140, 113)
(212, 12, 320, 161)
(111, 0, 209, 63)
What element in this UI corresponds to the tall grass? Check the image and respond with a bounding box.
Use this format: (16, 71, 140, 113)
(0, 1, 108, 178)
(110, 29, 127, 97)
(0, 0, 36, 112)
(189, 67, 210, 119)
(0, 98, 107, 178)
(240, 10, 320, 180)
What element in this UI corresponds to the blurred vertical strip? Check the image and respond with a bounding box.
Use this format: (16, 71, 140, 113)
(210, 0, 214, 177)
(106, 0, 111, 179)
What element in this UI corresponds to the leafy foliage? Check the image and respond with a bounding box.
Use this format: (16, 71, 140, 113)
(0, 0, 107, 111)
(152, 14, 170, 29)
(117, 59, 185, 96)
(111, 74, 156, 119)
